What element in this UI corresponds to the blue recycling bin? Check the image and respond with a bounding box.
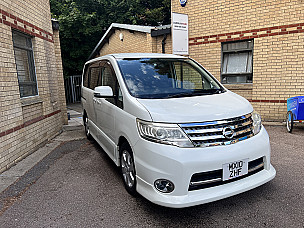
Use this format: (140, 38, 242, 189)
(286, 96, 304, 133)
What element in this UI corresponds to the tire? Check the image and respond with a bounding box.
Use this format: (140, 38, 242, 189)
(83, 114, 92, 139)
(286, 111, 293, 133)
(120, 142, 137, 196)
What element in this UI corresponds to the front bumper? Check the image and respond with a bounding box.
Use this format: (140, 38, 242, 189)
(133, 126, 276, 208)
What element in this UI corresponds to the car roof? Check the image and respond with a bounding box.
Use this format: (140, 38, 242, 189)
(110, 53, 187, 59)
(85, 53, 188, 65)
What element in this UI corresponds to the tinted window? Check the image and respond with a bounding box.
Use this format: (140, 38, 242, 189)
(101, 63, 116, 92)
(89, 67, 100, 90)
(100, 61, 123, 109)
(83, 65, 89, 88)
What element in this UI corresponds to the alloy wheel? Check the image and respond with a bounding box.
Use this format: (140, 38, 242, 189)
(121, 150, 135, 188)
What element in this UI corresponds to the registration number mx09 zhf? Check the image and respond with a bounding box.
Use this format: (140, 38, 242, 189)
(222, 159, 249, 181)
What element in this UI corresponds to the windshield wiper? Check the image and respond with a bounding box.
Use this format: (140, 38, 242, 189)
(165, 92, 196, 98)
(165, 89, 225, 98)
(205, 88, 222, 94)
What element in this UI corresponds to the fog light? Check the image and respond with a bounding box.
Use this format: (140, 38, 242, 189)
(154, 179, 175, 193)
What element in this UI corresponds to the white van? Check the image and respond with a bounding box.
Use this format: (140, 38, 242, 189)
(81, 53, 276, 208)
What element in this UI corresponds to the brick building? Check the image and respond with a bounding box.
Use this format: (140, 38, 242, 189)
(0, 0, 67, 173)
(172, 0, 304, 121)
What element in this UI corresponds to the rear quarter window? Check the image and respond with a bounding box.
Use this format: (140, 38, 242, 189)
(83, 65, 89, 88)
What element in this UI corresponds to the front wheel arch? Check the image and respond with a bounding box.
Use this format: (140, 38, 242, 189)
(119, 141, 137, 196)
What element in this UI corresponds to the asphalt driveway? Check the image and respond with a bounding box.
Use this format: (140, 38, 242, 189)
(0, 125, 303, 227)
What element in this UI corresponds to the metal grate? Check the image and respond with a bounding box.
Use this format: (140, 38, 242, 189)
(188, 157, 264, 191)
(179, 113, 254, 147)
(64, 75, 82, 103)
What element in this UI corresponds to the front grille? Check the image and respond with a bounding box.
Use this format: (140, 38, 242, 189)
(188, 157, 264, 191)
(179, 113, 254, 147)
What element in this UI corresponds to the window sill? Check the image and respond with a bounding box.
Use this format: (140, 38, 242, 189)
(223, 83, 253, 90)
(21, 96, 43, 107)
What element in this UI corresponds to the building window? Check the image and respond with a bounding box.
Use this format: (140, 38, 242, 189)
(221, 40, 253, 84)
(12, 30, 38, 97)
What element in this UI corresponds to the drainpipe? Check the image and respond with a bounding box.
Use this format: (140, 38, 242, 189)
(162, 34, 167, 54)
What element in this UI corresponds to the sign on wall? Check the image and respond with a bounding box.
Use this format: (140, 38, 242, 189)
(172, 12, 189, 55)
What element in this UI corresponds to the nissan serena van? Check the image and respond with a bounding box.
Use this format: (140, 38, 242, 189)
(81, 53, 276, 208)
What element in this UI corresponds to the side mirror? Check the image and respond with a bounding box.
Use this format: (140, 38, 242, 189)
(94, 86, 114, 98)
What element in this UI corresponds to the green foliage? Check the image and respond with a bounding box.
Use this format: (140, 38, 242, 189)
(50, 0, 171, 77)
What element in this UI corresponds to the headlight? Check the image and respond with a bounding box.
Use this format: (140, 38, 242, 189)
(252, 111, 262, 135)
(136, 119, 194, 148)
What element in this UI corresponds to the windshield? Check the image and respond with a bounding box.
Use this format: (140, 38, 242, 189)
(117, 58, 225, 99)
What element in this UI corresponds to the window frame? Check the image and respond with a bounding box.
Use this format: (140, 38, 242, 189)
(221, 39, 254, 84)
(85, 60, 123, 109)
(100, 61, 123, 109)
(88, 62, 100, 90)
(12, 30, 38, 98)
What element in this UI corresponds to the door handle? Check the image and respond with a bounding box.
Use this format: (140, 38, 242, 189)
(93, 98, 102, 105)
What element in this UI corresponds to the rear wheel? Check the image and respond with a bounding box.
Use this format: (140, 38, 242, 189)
(83, 114, 92, 139)
(120, 143, 137, 196)
(286, 111, 293, 133)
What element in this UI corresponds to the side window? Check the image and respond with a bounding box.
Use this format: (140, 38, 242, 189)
(89, 67, 100, 90)
(102, 64, 115, 92)
(83, 65, 89, 88)
(85, 61, 100, 90)
(100, 61, 123, 109)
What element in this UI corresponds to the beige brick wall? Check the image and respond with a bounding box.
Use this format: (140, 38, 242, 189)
(0, 0, 66, 173)
(52, 29, 68, 124)
(99, 29, 152, 56)
(0, 113, 62, 173)
(1, 0, 53, 32)
(0, 22, 24, 133)
(172, 0, 304, 121)
(22, 103, 43, 122)
(252, 33, 304, 120)
(173, 0, 303, 39)
(253, 33, 304, 99)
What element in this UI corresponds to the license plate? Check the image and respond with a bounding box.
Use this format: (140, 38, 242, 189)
(222, 159, 249, 181)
